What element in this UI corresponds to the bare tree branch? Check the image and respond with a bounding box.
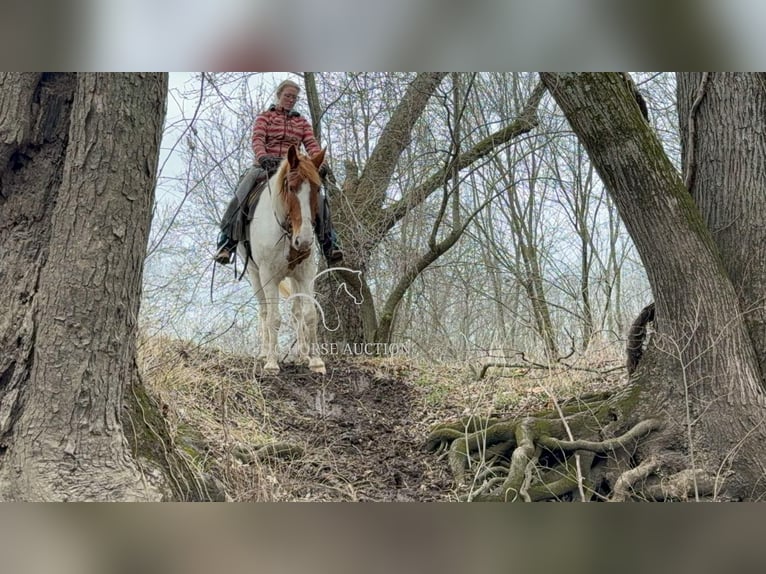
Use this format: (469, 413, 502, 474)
(377, 81, 546, 238)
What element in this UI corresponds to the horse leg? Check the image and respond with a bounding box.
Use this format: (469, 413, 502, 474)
(304, 299, 325, 374)
(243, 260, 268, 363)
(293, 292, 312, 366)
(259, 272, 282, 374)
(292, 276, 325, 374)
(288, 282, 308, 363)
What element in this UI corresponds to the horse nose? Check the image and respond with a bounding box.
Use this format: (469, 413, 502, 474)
(293, 235, 308, 250)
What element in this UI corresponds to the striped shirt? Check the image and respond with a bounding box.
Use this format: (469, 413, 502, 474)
(251, 106, 321, 163)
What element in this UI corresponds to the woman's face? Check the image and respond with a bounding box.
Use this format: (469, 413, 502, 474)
(278, 87, 299, 110)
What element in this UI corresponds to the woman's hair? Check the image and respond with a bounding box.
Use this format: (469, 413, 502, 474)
(276, 79, 301, 97)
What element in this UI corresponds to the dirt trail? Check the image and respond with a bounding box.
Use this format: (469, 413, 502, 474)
(232, 360, 454, 501)
(147, 340, 622, 501)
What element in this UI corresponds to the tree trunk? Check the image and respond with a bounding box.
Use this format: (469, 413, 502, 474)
(540, 73, 766, 499)
(318, 73, 447, 345)
(604, 196, 626, 337)
(677, 73, 766, 380)
(0, 73, 173, 500)
(504, 178, 560, 360)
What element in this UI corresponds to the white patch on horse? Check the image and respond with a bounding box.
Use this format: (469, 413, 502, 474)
(291, 178, 314, 253)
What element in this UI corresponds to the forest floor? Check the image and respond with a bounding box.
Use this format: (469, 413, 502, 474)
(138, 338, 626, 501)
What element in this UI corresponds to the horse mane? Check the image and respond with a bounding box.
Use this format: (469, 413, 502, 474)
(272, 148, 322, 270)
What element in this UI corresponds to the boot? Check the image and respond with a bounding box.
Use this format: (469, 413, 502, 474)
(214, 234, 237, 265)
(325, 246, 344, 265)
(323, 233, 344, 265)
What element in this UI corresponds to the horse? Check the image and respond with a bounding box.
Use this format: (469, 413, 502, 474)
(238, 144, 326, 375)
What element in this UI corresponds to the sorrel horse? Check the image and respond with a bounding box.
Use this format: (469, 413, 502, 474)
(238, 145, 326, 374)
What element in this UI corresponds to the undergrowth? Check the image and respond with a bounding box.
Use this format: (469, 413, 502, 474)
(135, 334, 626, 501)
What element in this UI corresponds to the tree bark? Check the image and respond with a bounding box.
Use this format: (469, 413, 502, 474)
(0, 73, 170, 500)
(540, 72, 766, 500)
(677, 73, 766, 379)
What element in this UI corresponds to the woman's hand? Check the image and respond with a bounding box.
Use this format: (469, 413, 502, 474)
(259, 155, 282, 172)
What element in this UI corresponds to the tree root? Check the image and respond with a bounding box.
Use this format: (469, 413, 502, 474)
(612, 456, 660, 502)
(617, 465, 716, 502)
(426, 388, 685, 502)
(537, 418, 661, 454)
(642, 469, 716, 501)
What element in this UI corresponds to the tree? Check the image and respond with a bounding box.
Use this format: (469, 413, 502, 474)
(0, 73, 190, 501)
(428, 73, 766, 501)
(306, 73, 545, 346)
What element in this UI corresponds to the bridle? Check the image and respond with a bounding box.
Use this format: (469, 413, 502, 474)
(272, 163, 320, 264)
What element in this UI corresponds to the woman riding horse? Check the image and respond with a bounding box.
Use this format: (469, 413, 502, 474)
(243, 145, 328, 374)
(215, 79, 343, 266)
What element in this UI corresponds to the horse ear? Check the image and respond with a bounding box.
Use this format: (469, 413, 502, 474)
(312, 148, 326, 170)
(287, 145, 300, 169)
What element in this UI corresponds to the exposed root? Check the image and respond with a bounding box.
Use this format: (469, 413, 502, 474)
(503, 418, 539, 501)
(537, 418, 662, 454)
(426, 387, 682, 502)
(626, 302, 655, 375)
(612, 456, 660, 502)
(611, 458, 716, 501)
(642, 469, 716, 501)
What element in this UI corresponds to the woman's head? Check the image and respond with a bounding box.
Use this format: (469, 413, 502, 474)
(276, 79, 301, 111)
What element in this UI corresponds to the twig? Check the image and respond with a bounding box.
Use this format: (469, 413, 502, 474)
(479, 361, 622, 379)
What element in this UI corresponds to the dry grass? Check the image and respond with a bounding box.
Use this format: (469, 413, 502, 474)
(137, 335, 281, 500)
(135, 334, 627, 501)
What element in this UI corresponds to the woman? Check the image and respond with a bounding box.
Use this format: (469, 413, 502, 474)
(215, 79, 343, 265)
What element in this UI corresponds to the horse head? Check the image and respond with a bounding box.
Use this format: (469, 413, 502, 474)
(278, 145, 325, 253)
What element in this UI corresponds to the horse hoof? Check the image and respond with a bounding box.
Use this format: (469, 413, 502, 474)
(263, 361, 280, 374)
(309, 358, 326, 374)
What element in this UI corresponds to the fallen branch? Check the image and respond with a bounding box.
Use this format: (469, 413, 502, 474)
(479, 361, 623, 379)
